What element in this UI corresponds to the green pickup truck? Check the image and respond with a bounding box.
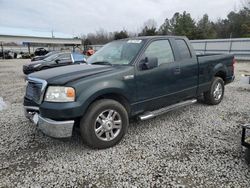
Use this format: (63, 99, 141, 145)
(24, 36, 235, 149)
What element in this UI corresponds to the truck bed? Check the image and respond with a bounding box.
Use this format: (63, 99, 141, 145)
(197, 53, 234, 65)
(196, 53, 235, 95)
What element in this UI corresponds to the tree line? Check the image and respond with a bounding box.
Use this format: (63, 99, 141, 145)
(82, 1, 250, 45)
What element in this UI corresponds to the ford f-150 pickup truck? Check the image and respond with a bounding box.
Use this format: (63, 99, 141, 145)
(23, 36, 235, 149)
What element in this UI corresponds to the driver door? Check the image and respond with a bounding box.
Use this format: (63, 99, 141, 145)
(135, 39, 180, 111)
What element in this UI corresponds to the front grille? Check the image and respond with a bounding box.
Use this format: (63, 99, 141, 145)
(25, 78, 47, 104)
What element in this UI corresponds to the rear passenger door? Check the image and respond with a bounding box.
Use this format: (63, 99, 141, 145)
(135, 39, 181, 111)
(174, 39, 198, 99)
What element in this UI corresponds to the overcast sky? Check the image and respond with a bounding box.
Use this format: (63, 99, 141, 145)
(0, 0, 241, 37)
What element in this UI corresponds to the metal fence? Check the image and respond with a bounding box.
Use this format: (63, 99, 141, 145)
(191, 38, 250, 61)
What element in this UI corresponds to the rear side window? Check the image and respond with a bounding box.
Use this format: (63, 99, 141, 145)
(175, 39, 192, 59)
(144, 40, 174, 65)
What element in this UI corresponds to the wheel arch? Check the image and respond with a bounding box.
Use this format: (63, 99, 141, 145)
(214, 70, 227, 82)
(213, 63, 227, 82)
(81, 91, 131, 118)
(94, 93, 131, 115)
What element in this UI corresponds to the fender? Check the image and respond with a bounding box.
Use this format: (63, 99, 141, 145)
(212, 62, 227, 77)
(77, 79, 134, 116)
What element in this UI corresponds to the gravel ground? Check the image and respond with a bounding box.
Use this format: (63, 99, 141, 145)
(0, 59, 250, 187)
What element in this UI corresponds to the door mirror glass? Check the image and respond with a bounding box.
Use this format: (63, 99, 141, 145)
(139, 57, 158, 70)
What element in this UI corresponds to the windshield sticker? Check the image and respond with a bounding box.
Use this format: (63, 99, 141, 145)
(127, 40, 142, 44)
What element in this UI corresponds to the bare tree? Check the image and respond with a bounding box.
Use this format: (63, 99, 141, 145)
(143, 19, 157, 30)
(139, 19, 158, 36)
(242, 0, 250, 8)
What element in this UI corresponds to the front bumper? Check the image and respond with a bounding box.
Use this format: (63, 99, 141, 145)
(24, 106, 74, 138)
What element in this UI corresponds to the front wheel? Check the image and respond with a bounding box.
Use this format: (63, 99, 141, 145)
(80, 99, 129, 149)
(204, 77, 225, 105)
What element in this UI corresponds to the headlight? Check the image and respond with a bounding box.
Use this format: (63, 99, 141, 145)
(33, 64, 41, 68)
(44, 86, 75, 102)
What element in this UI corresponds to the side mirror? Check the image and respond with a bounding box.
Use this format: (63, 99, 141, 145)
(139, 57, 158, 70)
(55, 59, 60, 64)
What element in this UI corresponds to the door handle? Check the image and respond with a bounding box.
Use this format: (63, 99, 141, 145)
(174, 67, 181, 75)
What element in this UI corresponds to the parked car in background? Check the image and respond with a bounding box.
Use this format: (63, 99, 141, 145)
(31, 51, 59, 62)
(20, 52, 33, 59)
(0, 50, 17, 59)
(23, 36, 235, 149)
(23, 52, 86, 74)
(34, 48, 49, 56)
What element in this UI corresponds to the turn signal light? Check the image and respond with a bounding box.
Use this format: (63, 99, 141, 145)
(66, 87, 75, 98)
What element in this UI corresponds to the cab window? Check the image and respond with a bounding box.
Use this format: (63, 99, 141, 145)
(143, 40, 174, 65)
(175, 39, 192, 59)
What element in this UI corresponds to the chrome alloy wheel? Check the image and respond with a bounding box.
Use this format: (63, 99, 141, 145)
(213, 82, 223, 100)
(94, 110, 122, 141)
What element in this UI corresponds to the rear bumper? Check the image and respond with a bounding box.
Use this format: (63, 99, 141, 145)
(24, 106, 74, 138)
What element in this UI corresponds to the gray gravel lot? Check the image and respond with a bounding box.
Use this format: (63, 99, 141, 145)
(0, 59, 250, 187)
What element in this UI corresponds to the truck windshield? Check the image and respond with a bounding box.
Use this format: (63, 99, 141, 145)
(87, 40, 144, 65)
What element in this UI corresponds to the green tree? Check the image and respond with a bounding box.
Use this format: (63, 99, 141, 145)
(170, 12, 198, 39)
(158, 18, 172, 35)
(114, 30, 129, 40)
(196, 14, 216, 39)
(214, 19, 228, 38)
(138, 19, 158, 36)
(227, 8, 250, 37)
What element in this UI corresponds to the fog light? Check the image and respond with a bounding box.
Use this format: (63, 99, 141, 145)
(242, 124, 250, 148)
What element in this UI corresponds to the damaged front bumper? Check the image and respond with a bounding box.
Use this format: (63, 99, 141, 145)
(24, 106, 74, 138)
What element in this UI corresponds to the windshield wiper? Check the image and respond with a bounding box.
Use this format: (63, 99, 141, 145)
(91, 61, 113, 66)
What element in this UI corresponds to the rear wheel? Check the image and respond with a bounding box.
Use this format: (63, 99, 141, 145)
(204, 77, 225, 105)
(80, 99, 129, 149)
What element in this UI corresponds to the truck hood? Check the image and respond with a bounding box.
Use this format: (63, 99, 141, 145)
(28, 64, 114, 85)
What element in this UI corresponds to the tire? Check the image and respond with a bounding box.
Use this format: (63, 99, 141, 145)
(204, 77, 225, 105)
(80, 99, 129, 149)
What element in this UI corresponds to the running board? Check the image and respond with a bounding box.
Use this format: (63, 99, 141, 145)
(138, 99, 197, 121)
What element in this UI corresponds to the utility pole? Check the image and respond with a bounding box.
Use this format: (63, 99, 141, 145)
(229, 33, 233, 53)
(1, 42, 4, 59)
(51, 30, 55, 51)
(27, 43, 31, 55)
(51, 30, 54, 38)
